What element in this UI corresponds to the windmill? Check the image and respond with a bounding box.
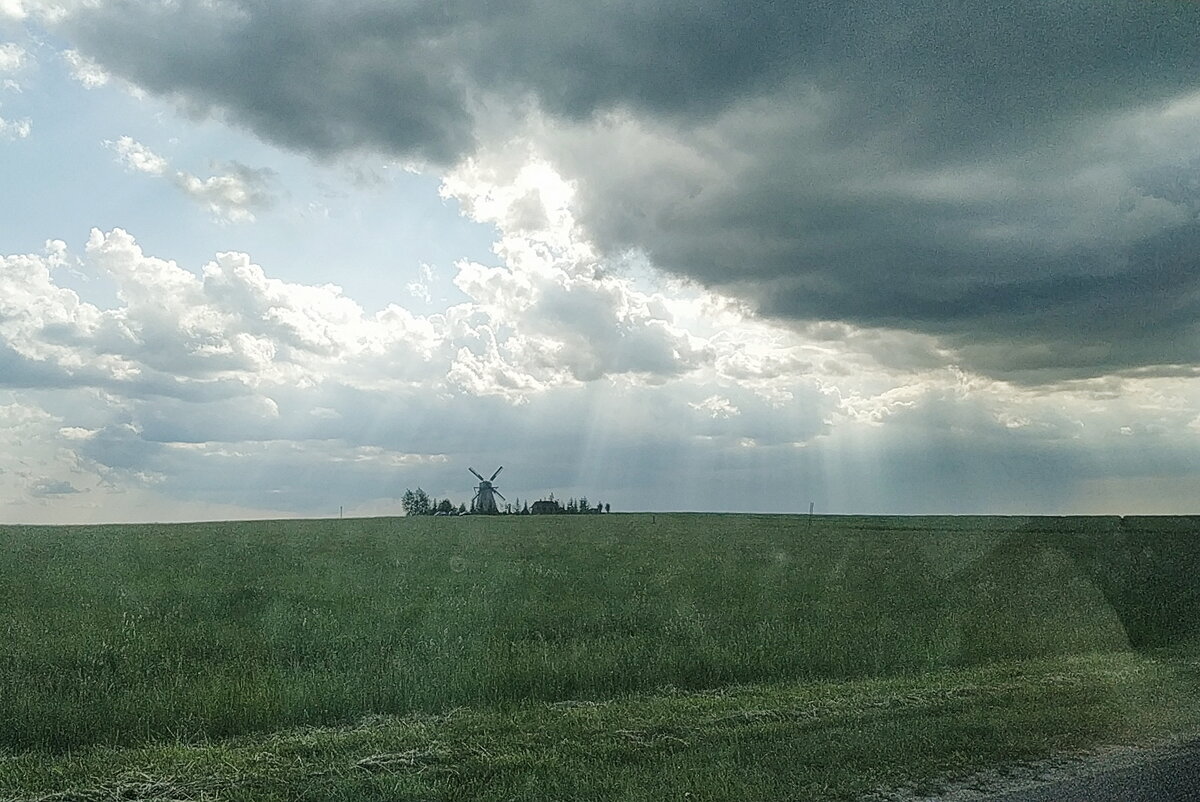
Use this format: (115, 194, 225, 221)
(469, 466, 505, 514)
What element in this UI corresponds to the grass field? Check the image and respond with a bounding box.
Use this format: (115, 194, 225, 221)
(2, 513, 1199, 799)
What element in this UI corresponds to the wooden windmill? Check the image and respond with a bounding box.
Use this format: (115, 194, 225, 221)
(469, 466, 505, 514)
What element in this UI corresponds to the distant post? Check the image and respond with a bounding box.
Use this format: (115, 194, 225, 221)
(808, 501, 814, 526)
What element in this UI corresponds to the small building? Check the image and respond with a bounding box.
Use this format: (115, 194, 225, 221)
(530, 499, 562, 515)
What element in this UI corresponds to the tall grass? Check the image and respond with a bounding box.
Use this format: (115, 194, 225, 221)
(1, 513, 1196, 753)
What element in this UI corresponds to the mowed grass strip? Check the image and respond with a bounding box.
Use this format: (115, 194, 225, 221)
(0, 514, 1197, 753)
(2, 649, 1198, 802)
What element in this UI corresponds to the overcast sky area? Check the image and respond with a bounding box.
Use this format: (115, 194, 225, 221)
(2, 0, 1199, 522)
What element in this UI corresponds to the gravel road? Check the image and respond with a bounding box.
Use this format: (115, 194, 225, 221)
(870, 737, 1200, 802)
(980, 739, 1200, 801)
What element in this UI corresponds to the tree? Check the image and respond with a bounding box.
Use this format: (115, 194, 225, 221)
(412, 487, 431, 516)
(522, 500, 529, 515)
(438, 499, 454, 515)
(579, 496, 589, 514)
(458, 502, 467, 515)
(401, 488, 432, 516)
(605, 503, 610, 514)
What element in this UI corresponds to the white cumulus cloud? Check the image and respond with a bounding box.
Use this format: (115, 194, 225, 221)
(108, 135, 168, 174)
(0, 42, 25, 72)
(62, 48, 109, 87)
(690, 395, 739, 419)
(0, 0, 26, 19)
(107, 136, 276, 223)
(0, 114, 29, 138)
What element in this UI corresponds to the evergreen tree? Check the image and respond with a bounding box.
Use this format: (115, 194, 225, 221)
(458, 502, 467, 514)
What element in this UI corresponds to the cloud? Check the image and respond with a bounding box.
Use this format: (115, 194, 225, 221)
(0, 42, 25, 73)
(539, 91, 1200, 381)
(440, 161, 713, 392)
(0, 43, 30, 130)
(0, 400, 95, 514)
(56, 1, 477, 165)
(29, 477, 81, 496)
(107, 136, 276, 223)
(39, 0, 1200, 380)
(108, 135, 168, 174)
(61, 48, 108, 87)
(0, 193, 832, 517)
(4, 212, 1200, 520)
(690, 395, 738, 420)
(407, 263, 434, 303)
(0, 113, 28, 137)
(174, 162, 278, 223)
(0, 199, 722, 407)
(0, 0, 26, 20)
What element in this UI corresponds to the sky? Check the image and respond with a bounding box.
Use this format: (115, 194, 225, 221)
(1, 0, 1198, 523)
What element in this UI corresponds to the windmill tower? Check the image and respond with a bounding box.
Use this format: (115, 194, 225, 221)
(469, 466, 505, 514)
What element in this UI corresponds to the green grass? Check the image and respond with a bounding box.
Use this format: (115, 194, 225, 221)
(3, 649, 1199, 801)
(1, 513, 1198, 799)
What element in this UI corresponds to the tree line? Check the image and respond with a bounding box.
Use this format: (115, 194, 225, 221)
(401, 488, 465, 516)
(401, 488, 610, 516)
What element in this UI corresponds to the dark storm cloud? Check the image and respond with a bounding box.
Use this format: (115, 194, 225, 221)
(67, 1, 1199, 158)
(60, 0, 817, 162)
(58, 0, 1200, 377)
(62, 0, 478, 164)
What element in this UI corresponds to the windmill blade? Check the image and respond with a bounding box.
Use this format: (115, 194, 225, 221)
(493, 490, 506, 502)
(489, 466, 504, 481)
(469, 467, 485, 482)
